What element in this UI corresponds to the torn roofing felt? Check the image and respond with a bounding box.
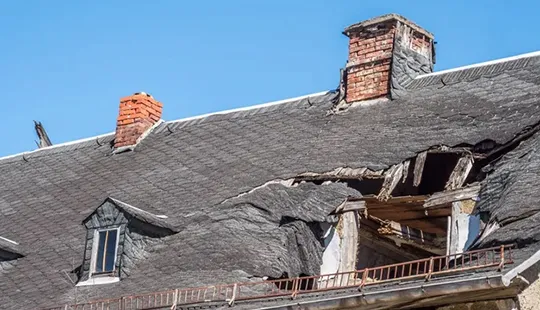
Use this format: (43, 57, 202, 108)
(61, 182, 359, 304)
(475, 131, 540, 247)
(1, 54, 540, 308)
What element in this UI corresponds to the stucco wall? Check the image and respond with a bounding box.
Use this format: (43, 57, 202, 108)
(518, 276, 540, 310)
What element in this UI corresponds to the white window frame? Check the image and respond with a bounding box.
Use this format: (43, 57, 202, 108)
(90, 227, 120, 276)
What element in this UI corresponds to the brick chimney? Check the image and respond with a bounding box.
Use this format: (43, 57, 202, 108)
(115, 92, 162, 148)
(343, 14, 435, 102)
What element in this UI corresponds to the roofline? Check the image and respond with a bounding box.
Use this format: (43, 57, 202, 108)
(0, 91, 330, 162)
(416, 50, 540, 79)
(166, 90, 330, 125)
(108, 197, 169, 219)
(0, 131, 114, 162)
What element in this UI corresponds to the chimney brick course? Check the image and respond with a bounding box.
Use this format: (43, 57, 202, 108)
(344, 14, 434, 103)
(114, 93, 162, 148)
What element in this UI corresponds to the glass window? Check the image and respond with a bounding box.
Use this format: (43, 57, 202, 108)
(94, 229, 118, 273)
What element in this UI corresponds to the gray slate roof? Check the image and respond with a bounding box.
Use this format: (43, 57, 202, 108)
(1, 53, 540, 309)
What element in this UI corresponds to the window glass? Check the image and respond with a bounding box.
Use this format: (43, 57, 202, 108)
(94, 229, 118, 273)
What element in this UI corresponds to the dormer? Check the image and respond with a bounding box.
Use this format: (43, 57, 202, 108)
(78, 197, 177, 286)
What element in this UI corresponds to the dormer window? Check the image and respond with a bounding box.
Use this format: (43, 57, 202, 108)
(78, 197, 178, 286)
(92, 228, 119, 275)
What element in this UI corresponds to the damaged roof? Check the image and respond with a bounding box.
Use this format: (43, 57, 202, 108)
(1, 53, 540, 308)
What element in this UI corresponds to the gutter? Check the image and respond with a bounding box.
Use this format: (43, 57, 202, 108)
(255, 247, 540, 310)
(255, 275, 507, 310)
(502, 247, 540, 286)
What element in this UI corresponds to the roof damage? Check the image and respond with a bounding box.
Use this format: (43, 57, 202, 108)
(2, 14, 540, 310)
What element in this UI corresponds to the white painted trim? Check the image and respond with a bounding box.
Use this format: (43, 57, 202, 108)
(109, 197, 168, 219)
(502, 247, 540, 286)
(166, 91, 329, 125)
(76, 276, 120, 287)
(0, 131, 114, 162)
(416, 50, 540, 79)
(0, 236, 18, 245)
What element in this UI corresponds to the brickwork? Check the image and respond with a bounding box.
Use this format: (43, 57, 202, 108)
(346, 21, 395, 102)
(114, 93, 163, 148)
(344, 16, 433, 103)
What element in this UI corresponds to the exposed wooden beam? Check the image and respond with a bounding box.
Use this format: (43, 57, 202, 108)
(377, 164, 404, 201)
(333, 200, 366, 214)
(400, 218, 448, 235)
(402, 160, 410, 183)
(445, 155, 474, 190)
(413, 151, 427, 187)
(365, 216, 446, 255)
(424, 184, 481, 208)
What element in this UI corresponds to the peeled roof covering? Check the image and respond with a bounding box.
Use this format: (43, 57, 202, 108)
(1, 54, 540, 308)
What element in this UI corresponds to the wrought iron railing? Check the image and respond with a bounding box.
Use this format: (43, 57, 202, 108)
(45, 244, 514, 310)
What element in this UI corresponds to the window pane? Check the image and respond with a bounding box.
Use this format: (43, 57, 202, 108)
(104, 230, 117, 272)
(95, 231, 107, 272)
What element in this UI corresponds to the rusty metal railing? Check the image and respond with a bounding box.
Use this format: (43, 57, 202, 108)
(45, 244, 514, 310)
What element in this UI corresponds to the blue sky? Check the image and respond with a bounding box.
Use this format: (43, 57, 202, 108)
(0, 1, 538, 156)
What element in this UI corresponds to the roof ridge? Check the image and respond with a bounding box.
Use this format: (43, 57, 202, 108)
(165, 90, 330, 126)
(416, 50, 540, 79)
(0, 132, 114, 162)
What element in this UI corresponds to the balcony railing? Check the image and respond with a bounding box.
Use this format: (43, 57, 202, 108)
(45, 244, 514, 310)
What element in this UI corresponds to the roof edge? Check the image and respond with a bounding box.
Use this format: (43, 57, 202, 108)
(165, 90, 330, 125)
(0, 131, 114, 162)
(502, 246, 540, 286)
(416, 50, 540, 80)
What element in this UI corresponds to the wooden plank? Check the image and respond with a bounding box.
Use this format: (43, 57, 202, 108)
(399, 219, 448, 235)
(413, 151, 427, 187)
(424, 184, 481, 208)
(368, 216, 446, 255)
(377, 163, 404, 201)
(334, 200, 366, 214)
(362, 195, 427, 206)
(368, 207, 451, 222)
(444, 155, 474, 190)
(338, 211, 359, 273)
(402, 160, 410, 183)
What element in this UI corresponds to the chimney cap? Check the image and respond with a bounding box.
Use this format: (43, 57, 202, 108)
(343, 13, 434, 39)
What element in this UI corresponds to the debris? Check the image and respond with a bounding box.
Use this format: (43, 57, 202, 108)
(34, 120, 52, 148)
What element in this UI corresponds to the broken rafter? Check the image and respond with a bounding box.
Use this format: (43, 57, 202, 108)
(424, 184, 481, 208)
(295, 167, 384, 181)
(445, 155, 474, 190)
(401, 160, 410, 183)
(377, 163, 404, 201)
(413, 151, 427, 187)
(333, 199, 366, 214)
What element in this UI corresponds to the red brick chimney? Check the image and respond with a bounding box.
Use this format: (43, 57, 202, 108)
(115, 92, 162, 148)
(343, 14, 435, 102)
